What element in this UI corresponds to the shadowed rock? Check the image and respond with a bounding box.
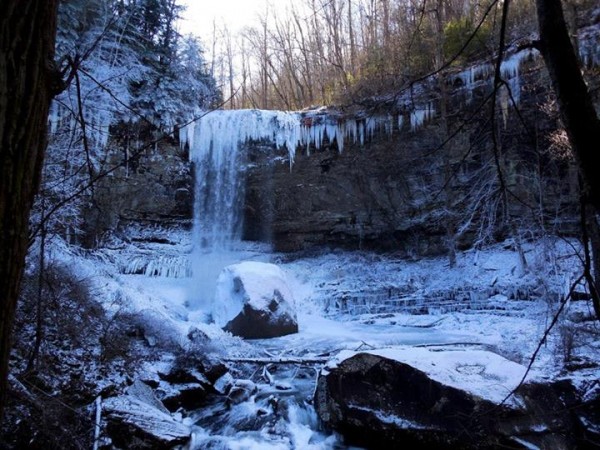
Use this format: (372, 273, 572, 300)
(315, 347, 579, 449)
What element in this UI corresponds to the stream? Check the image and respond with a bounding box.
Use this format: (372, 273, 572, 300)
(182, 312, 475, 449)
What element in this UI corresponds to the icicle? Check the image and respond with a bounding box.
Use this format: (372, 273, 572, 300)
(410, 102, 435, 131)
(344, 120, 357, 146)
(386, 114, 394, 135)
(366, 117, 377, 140)
(48, 102, 59, 134)
(499, 49, 533, 106)
(179, 121, 195, 151)
(454, 63, 491, 103)
(578, 29, 600, 68)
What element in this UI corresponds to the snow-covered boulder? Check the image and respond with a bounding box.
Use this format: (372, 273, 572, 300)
(103, 395, 190, 449)
(315, 347, 578, 449)
(212, 261, 298, 338)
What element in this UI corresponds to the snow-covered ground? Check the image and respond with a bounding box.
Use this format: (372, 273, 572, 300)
(51, 228, 599, 448)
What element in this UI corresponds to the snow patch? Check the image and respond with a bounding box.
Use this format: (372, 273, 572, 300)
(348, 404, 431, 429)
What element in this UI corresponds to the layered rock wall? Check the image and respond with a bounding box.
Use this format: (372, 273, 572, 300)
(83, 136, 193, 245)
(244, 52, 587, 254)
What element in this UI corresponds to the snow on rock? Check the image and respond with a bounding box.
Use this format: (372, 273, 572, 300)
(315, 347, 579, 449)
(126, 379, 170, 415)
(327, 346, 531, 407)
(213, 261, 298, 339)
(103, 395, 191, 449)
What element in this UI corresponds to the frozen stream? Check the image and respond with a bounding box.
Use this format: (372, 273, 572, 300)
(183, 312, 477, 450)
(109, 235, 593, 449)
(122, 259, 505, 450)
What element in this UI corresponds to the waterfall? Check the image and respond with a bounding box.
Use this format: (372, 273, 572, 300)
(182, 110, 298, 305)
(180, 108, 425, 305)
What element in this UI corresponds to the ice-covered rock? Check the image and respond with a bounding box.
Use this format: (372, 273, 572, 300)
(103, 395, 191, 449)
(315, 347, 578, 449)
(126, 379, 170, 414)
(227, 379, 258, 405)
(212, 261, 298, 338)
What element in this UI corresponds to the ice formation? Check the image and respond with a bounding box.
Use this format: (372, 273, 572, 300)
(181, 109, 407, 304)
(410, 102, 436, 131)
(180, 109, 410, 255)
(500, 49, 533, 105)
(48, 97, 112, 151)
(122, 256, 192, 278)
(455, 64, 493, 103)
(579, 26, 600, 68)
(180, 109, 402, 166)
(453, 48, 534, 106)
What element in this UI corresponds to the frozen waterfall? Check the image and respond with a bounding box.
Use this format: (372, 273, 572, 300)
(181, 109, 402, 304)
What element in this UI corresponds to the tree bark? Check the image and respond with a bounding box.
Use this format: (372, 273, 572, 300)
(0, 0, 60, 416)
(536, 0, 600, 319)
(536, 0, 600, 210)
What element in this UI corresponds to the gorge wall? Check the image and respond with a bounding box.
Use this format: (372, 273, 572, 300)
(243, 52, 587, 254)
(86, 21, 600, 256)
(84, 134, 193, 246)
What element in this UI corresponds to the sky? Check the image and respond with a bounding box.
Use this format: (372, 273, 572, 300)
(178, 0, 273, 42)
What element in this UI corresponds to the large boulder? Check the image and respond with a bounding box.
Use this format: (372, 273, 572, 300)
(315, 347, 579, 449)
(212, 261, 298, 338)
(103, 395, 191, 449)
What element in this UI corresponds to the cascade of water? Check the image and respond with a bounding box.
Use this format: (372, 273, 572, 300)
(180, 108, 414, 304)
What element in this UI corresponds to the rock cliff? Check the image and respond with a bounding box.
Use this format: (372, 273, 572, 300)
(244, 49, 589, 254)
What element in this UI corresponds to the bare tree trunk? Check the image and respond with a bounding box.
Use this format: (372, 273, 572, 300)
(26, 195, 46, 374)
(225, 28, 236, 109)
(536, 0, 600, 210)
(210, 20, 217, 79)
(348, 0, 357, 73)
(0, 0, 60, 417)
(261, 15, 269, 109)
(240, 40, 249, 108)
(536, 0, 600, 319)
(291, 8, 314, 103)
(381, 0, 391, 49)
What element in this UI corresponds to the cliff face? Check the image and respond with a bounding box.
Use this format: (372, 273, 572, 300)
(83, 138, 193, 246)
(83, 22, 599, 256)
(244, 49, 591, 254)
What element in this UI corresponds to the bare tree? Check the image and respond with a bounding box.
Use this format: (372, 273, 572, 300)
(0, 0, 62, 416)
(535, 0, 600, 318)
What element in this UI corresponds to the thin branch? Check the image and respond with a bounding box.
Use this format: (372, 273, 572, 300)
(223, 356, 328, 365)
(74, 70, 95, 192)
(489, 0, 511, 212)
